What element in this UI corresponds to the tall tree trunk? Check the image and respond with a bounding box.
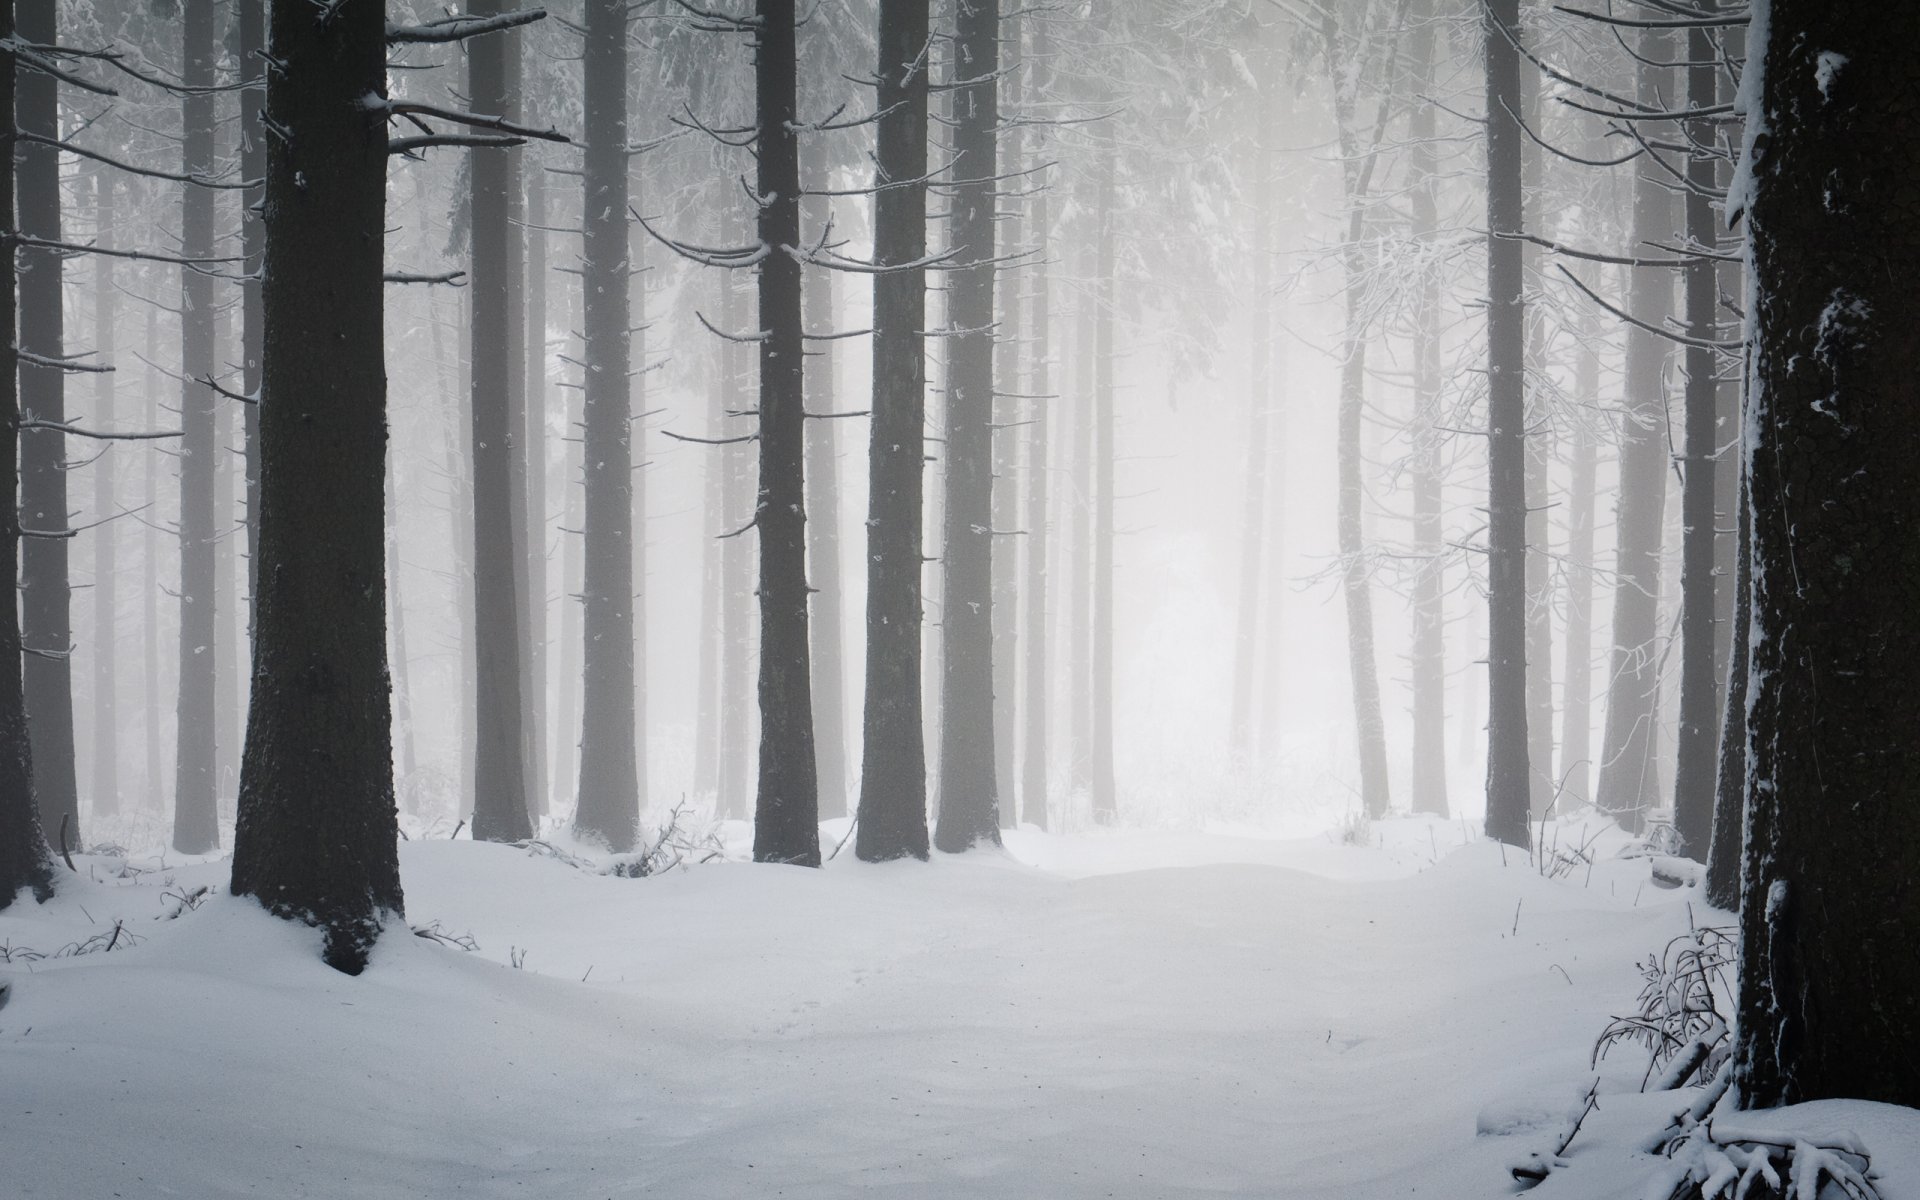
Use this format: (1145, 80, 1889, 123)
(1732, 1, 1920, 1108)
(1229, 128, 1273, 765)
(1067, 231, 1095, 796)
(854, 0, 932, 863)
(1671, 6, 1724, 859)
(1558, 335, 1599, 811)
(230, 0, 402, 975)
(468, 4, 532, 842)
(525, 151, 551, 824)
(1595, 32, 1675, 833)
(1089, 150, 1117, 826)
(1018, 9, 1051, 832)
(694, 301, 723, 802)
(17, 0, 77, 851)
(801, 194, 848, 821)
(627, 152, 651, 823)
(386, 452, 417, 787)
(171, 0, 220, 854)
(1407, 0, 1447, 815)
(933, 0, 1003, 852)
(505, 41, 540, 829)
(991, 81, 1022, 829)
(144, 306, 164, 814)
(574, 0, 641, 852)
(91, 169, 120, 818)
(0, 10, 56, 908)
(718, 270, 753, 821)
(749, 0, 820, 866)
(240, 0, 264, 643)
(1481, 0, 1529, 847)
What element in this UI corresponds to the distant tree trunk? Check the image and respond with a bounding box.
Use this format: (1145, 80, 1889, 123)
(1595, 33, 1674, 834)
(801, 194, 848, 821)
(1230, 130, 1274, 765)
(215, 308, 240, 808)
(229, 0, 402, 975)
(1671, 6, 1724, 859)
(749, 0, 820, 867)
(1067, 230, 1095, 796)
(0, 12, 56, 909)
(386, 453, 417, 786)
(694, 300, 723, 802)
(1406, 0, 1447, 815)
(468, 4, 532, 842)
(1558, 337, 1599, 811)
(240, 0, 264, 641)
(1732, 1, 1920, 1108)
(1481, 0, 1529, 848)
(17, 0, 76, 850)
(553, 269, 584, 810)
(718, 269, 753, 821)
(1089, 150, 1117, 826)
(524, 152, 551, 824)
(574, 0, 641, 852)
(627, 155, 651, 821)
(1704, 449, 1747, 911)
(170, 0, 220, 855)
(854, 0, 932, 863)
(1519, 4, 1554, 824)
(933, 0, 1003, 852)
(144, 307, 164, 812)
(90, 169, 120, 818)
(1019, 11, 1052, 831)
(436, 288, 478, 820)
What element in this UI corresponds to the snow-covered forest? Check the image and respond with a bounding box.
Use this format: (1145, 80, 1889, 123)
(2, 0, 1917, 1196)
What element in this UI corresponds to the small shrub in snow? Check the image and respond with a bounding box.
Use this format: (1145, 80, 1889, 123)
(1651, 1118, 1881, 1200)
(410, 921, 480, 953)
(1334, 811, 1372, 847)
(1593, 920, 1735, 1091)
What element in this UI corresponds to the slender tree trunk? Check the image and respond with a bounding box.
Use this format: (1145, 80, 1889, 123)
(992, 87, 1022, 828)
(1558, 338, 1599, 810)
(144, 306, 164, 814)
(1520, 4, 1554, 823)
(17, 0, 77, 851)
(574, 0, 641, 852)
(719, 270, 753, 821)
(230, 0, 402, 975)
(1407, 0, 1447, 815)
(628, 154, 650, 822)
(215, 312, 240, 809)
(1482, 0, 1529, 847)
(1089, 151, 1117, 826)
(1067, 231, 1095, 797)
(90, 169, 120, 818)
(801, 195, 848, 821)
(1229, 132, 1273, 764)
(933, 0, 1003, 851)
(170, 0, 220, 854)
(1671, 7, 1723, 859)
(525, 152, 551, 824)
(854, 0, 933, 863)
(240, 0, 264, 644)
(1595, 33, 1675, 834)
(468, 4, 532, 842)
(1018, 12, 1051, 832)
(553, 268, 584, 811)
(0, 11, 56, 908)
(748, 0, 820, 866)
(1732, 1, 1920, 1107)
(694, 317, 723, 802)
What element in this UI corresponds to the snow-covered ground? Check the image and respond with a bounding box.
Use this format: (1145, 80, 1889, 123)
(3, 815, 1913, 1198)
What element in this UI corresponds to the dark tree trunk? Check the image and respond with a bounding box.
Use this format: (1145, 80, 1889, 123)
(801, 197, 847, 821)
(1482, 0, 1529, 848)
(90, 169, 119, 817)
(1671, 6, 1724, 859)
(992, 125, 1021, 832)
(574, 0, 641, 852)
(0, 12, 55, 908)
(1407, 0, 1447, 815)
(229, 0, 402, 975)
(17, 0, 76, 851)
(750, 0, 820, 867)
(1595, 33, 1675, 833)
(468, 3, 532, 842)
(1519, 9, 1554, 824)
(933, 0, 1003, 852)
(854, 0, 932, 864)
(171, 0, 220, 855)
(1089, 152, 1117, 826)
(1732, 0, 1920, 1109)
(1558, 335, 1600, 811)
(1018, 11, 1051, 831)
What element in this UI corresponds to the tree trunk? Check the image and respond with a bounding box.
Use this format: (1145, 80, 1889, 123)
(229, 0, 402, 975)
(749, 0, 820, 866)
(17, 0, 77, 851)
(1704, 449, 1747, 911)
(1731, 0, 1920, 1108)
(386, 452, 417, 787)
(467, 3, 532, 842)
(854, 0, 932, 863)
(574, 0, 641, 852)
(992, 78, 1023, 830)
(1595, 32, 1675, 833)
(1067, 230, 1095, 797)
(1481, 0, 1529, 848)
(144, 306, 164, 816)
(719, 269, 753, 822)
(1229, 126, 1274, 766)
(524, 150, 551, 825)
(1089, 152, 1117, 826)
(553, 267, 585, 811)
(1671, 7, 1723, 859)
(1407, 0, 1447, 815)
(0, 11, 55, 908)
(240, 0, 264, 644)
(1019, 10, 1052, 832)
(90, 169, 119, 818)
(1558, 337, 1599, 811)
(170, 0, 220, 855)
(801, 196, 848, 822)
(933, 0, 1003, 852)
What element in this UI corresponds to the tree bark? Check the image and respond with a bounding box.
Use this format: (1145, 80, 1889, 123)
(718, 269, 753, 822)
(1482, 0, 1530, 848)
(524, 150, 551, 824)
(171, 0, 220, 855)
(0, 11, 55, 908)
(574, 0, 641, 852)
(933, 0, 1004, 852)
(1731, 0, 1920, 1108)
(240, 0, 264, 644)
(229, 0, 402, 975)
(854, 0, 932, 863)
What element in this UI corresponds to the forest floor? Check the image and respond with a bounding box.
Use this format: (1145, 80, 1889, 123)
(3, 812, 1915, 1199)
